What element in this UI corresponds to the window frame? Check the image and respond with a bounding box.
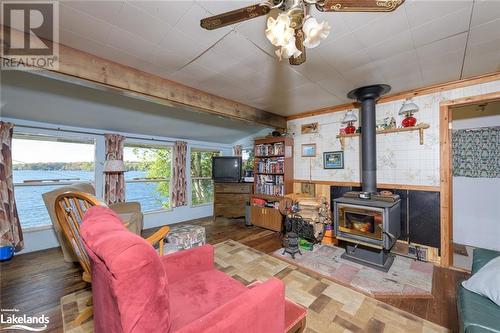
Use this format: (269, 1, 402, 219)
(123, 139, 174, 213)
(12, 130, 98, 231)
(189, 147, 220, 207)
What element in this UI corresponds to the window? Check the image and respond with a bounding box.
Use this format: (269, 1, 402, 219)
(190, 149, 219, 206)
(124, 143, 172, 212)
(242, 148, 254, 174)
(12, 133, 95, 229)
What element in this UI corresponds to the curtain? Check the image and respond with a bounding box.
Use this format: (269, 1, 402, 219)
(0, 122, 24, 251)
(233, 145, 242, 156)
(452, 127, 499, 178)
(172, 141, 187, 207)
(104, 134, 126, 205)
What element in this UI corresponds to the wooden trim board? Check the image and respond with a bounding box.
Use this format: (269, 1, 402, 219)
(287, 72, 500, 120)
(293, 180, 440, 192)
(439, 91, 500, 267)
(0, 26, 286, 129)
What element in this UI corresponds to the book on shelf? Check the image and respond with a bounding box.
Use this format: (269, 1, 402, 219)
(255, 142, 284, 156)
(256, 157, 284, 174)
(255, 174, 284, 197)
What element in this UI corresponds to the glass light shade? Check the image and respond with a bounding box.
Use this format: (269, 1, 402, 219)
(265, 13, 294, 47)
(302, 17, 331, 49)
(398, 99, 419, 115)
(103, 159, 126, 173)
(341, 110, 358, 124)
(275, 36, 302, 60)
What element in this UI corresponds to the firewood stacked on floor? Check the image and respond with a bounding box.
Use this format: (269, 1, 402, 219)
(284, 194, 332, 240)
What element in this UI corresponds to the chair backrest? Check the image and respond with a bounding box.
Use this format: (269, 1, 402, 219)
(43, 183, 96, 262)
(54, 191, 102, 282)
(81, 206, 171, 333)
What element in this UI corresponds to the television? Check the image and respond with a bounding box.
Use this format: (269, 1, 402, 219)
(212, 156, 242, 183)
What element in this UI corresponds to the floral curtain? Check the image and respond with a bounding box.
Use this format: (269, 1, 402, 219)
(452, 127, 500, 178)
(172, 141, 187, 207)
(233, 145, 242, 156)
(104, 134, 126, 204)
(0, 122, 24, 251)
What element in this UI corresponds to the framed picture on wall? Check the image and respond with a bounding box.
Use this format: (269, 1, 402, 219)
(301, 143, 316, 157)
(323, 151, 344, 169)
(301, 183, 316, 197)
(301, 122, 319, 134)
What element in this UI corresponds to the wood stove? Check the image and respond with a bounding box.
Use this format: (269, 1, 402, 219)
(333, 84, 401, 272)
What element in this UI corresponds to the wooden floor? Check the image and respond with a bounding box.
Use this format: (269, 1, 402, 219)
(0, 217, 468, 332)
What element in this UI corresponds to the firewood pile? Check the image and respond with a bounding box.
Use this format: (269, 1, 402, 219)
(284, 194, 332, 240)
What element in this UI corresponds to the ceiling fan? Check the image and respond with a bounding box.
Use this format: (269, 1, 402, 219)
(200, 0, 404, 65)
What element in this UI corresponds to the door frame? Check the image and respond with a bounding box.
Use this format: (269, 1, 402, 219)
(439, 91, 500, 267)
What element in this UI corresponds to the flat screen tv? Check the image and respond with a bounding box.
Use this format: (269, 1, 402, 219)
(212, 156, 242, 183)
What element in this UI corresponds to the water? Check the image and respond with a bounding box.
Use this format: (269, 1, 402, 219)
(13, 170, 170, 229)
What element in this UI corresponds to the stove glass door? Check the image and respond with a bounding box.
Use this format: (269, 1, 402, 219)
(338, 204, 384, 240)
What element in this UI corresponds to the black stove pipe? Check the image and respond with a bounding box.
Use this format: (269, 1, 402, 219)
(347, 84, 391, 194)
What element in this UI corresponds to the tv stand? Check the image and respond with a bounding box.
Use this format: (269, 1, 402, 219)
(214, 182, 253, 219)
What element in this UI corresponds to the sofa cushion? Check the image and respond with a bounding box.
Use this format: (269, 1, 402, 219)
(458, 248, 500, 333)
(169, 268, 247, 332)
(458, 286, 500, 333)
(462, 256, 500, 307)
(472, 248, 500, 273)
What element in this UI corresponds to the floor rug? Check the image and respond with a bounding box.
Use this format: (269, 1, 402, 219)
(272, 244, 434, 298)
(61, 240, 447, 333)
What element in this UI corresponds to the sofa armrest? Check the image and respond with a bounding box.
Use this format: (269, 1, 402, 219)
(161, 244, 214, 283)
(176, 278, 285, 333)
(109, 201, 141, 214)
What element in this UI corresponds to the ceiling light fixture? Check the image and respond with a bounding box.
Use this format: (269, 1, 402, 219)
(264, 1, 331, 61)
(302, 17, 331, 48)
(201, 0, 405, 66)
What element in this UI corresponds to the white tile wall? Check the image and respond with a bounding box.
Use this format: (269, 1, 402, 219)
(288, 80, 500, 186)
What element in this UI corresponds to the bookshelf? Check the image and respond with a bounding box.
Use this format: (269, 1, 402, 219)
(251, 136, 293, 231)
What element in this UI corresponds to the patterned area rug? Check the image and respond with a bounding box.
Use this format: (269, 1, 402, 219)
(61, 240, 447, 333)
(272, 244, 434, 298)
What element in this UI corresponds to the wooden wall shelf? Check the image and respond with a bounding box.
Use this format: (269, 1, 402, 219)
(336, 123, 430, 149)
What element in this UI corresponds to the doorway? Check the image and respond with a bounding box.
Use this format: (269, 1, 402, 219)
(439, 92, 500, 268)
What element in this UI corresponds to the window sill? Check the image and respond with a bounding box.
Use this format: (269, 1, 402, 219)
(23, 225, 54, 233)
(190, 202, 213, 208)
(143, 207, 173, 215)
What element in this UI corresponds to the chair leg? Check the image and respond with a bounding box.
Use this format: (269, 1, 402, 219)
(74, 296, 93, 325)
(74, 306, 93, 325)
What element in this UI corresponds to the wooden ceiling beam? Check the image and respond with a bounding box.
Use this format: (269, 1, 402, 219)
(0, 26, 286, 129)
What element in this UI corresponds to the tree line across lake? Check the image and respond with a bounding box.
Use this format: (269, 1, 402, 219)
(13, 161, 145, 171)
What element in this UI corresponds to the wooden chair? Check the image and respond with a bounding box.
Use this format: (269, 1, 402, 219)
(54, 191, 170, 325)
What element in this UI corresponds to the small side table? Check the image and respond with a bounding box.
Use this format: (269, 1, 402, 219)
(166, 224, 206, 251)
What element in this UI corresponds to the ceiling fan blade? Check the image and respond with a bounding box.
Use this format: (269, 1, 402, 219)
(289, 30, 306, 66)
(319, 0, 404, 12)
(200, 4, 271, 30)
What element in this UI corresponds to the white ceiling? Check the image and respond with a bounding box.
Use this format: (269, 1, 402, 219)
(0, 71, 270, 143)
(51, 1, 500, 115)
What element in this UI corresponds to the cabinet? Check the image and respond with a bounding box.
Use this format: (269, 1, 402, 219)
(250, 206, 283, 232)
(214, 182, 253, 218)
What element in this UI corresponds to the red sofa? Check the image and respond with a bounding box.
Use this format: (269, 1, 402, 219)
(81, 206, 306, 333)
